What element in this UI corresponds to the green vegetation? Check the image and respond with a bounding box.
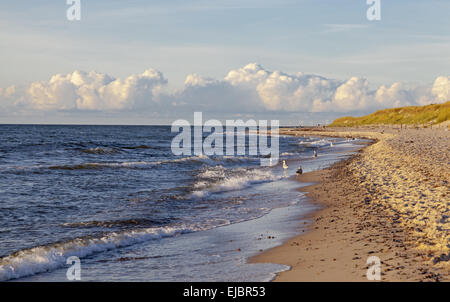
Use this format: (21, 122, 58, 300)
(329, 101, 450, 127)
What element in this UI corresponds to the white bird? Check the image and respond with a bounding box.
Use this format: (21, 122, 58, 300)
(313, 150, 317, 158)
(282, 160, 288, 169)
(330, 142, 334, 147)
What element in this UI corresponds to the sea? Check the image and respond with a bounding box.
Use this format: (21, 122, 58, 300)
(0, 125, 363, 281)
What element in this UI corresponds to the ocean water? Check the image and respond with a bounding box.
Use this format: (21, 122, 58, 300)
(0, 125, 362, 281)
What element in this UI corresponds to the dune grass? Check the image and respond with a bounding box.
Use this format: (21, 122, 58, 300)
(329, 101, 450, 127)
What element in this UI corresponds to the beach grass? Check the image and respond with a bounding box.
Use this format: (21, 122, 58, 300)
(329, 101, 450, 127)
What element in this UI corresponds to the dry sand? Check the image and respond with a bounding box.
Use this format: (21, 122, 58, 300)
(251, 127, 449, 281)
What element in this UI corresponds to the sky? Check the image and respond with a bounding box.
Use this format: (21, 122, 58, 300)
(0, 0, 449, 125)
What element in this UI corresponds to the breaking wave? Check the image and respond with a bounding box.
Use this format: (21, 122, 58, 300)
(299, 138, 334, 148)
(61, 218, 168, 229)
(191, 166, 279, 198)
(80, 147, 119, 155)
(47, 155, 253, 171)
(0, 225, 195, 281)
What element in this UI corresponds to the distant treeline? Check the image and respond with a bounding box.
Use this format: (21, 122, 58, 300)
(329, 101, 450, 127)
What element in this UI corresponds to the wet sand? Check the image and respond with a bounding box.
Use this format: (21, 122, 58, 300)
(252, 127, 449, 281)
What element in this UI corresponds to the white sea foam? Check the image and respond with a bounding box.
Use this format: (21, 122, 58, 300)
(81, 147, 118, 155)
(299, 138, 333, 148)
(0, 225, 194, 281)
(281, 152, 299, 156)
(191, 166, 279, 198)
(47, 155, 248, 170)
(2, 154, 256, 172)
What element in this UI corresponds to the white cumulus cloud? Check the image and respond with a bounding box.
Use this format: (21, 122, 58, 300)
(179, 63, 449, 113)
(23, 69, 167, 111)
(431, 76, 450, 102)
(0, 64, 448, 118)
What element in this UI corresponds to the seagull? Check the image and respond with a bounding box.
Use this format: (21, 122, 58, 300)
(282, 160, 288, 170)
(330, 142, 334, 147)
(313, 150, 317, 158)
(296, 165, 303, 175)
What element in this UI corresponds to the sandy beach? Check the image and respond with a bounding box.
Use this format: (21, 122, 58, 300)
(252, 127, 449, 281)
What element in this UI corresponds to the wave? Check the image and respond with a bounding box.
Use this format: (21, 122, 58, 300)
(299, 138, 333, 148)
(0, 225, 194, 281)
(281, 151, 301, 156)
(191, 166, 279, 198)
(81, 145, 164, 154)
(168, 154, 253, 165)
(48, 161, 154, 170)
(80, 147, 119, 155)
(46, 155, 253, 171)
(61, 218, 167, 228)
(121, 145, 152, 150)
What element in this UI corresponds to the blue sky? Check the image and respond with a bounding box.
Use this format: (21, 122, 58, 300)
(0, 0, 449, 124)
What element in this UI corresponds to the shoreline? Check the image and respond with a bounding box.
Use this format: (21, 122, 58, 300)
(251, 127, 449, 281)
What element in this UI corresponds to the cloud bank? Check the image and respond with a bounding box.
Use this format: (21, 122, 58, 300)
(1, 64, 448, 118)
